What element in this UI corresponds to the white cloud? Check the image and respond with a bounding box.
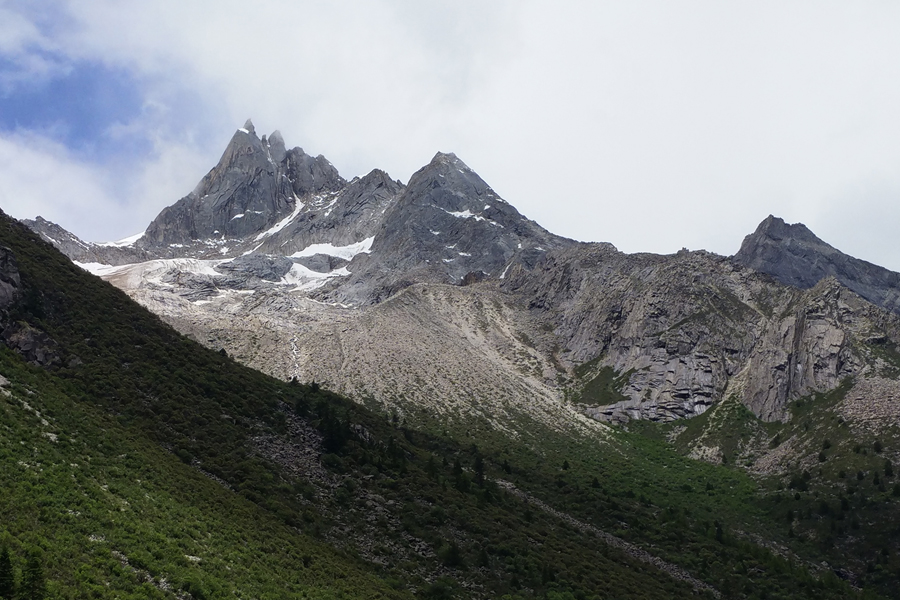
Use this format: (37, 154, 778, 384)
(3, 1, 900, 270)
(0, 128, 207, 242)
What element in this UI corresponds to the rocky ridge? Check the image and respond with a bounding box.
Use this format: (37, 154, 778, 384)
(503, 244, 900, 422)
(22, 121, 900, 431)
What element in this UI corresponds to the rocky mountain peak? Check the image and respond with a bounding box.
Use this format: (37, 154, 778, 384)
(265, 130, 287, 163)
(320, 152, 574, 304)
(734, 215, 900, 315)
(745, 215, 823, 246)
(137, 122, 347, 254)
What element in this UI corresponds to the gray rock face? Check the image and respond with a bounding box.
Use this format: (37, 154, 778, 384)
(215, 254, 294, 282)
(22, 216, 151, 266)
(292, 254, 347, 273)
(255, 168, 404, 257)
(1, 321, 61, 368)
(139, 120, 345, 254)
(733, 215, 900, 315)
(319, 152, 574, 304)
(503, 244, 900, 422)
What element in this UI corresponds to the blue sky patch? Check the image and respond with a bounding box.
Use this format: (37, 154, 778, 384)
(0, 58, 151, 160)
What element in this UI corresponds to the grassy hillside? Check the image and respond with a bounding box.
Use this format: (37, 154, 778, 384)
(0, 210, 890, 599)
(0, 350, 405, 599)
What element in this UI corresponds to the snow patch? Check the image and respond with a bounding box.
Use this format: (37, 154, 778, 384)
(280, 263, 351, 292)
(76, 259, 229, 289)
(289, 236, 374, 261)
(75, 262, 119, 276)
(255, 198, 305, 242)
(446, 209, 485, 222)
(231, 214, 245, 220)
(98, 231, 145, 248)
(440, 207, 503, 227)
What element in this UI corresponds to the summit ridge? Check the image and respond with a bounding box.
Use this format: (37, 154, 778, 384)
(21, 121, 900, 432)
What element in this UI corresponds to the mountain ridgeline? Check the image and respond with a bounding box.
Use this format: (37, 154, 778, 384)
(7, 120, 900, 597)
(25, 120, 900, 426)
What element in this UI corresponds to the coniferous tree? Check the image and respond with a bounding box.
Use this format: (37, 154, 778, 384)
(0, 547, 14, 600)
(18, 551, 45, 600)
(473, 453, 485, 487)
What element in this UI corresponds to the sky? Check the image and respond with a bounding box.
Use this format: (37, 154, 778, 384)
(1, 1, 900, 270)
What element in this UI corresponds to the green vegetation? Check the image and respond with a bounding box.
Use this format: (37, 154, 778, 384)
(0, 212, 894, 598)
(569, 357, 632, 406)
(640, 378, 900, 597)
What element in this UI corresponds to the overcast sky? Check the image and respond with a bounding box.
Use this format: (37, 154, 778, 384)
(1, 1, 899, 269)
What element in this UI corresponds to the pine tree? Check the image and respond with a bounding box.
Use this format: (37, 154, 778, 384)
(0, 547, 14, 600)
(19, 551, 45, 600)
(473, 453, 485, 488)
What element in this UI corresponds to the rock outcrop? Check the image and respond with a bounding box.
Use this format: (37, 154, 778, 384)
(503, 245, 900, 422)
(1, 321, 61, 368)
(734, 215, 900, 315)
(319, 152, 573, 305)
(140, 120, 345, 255)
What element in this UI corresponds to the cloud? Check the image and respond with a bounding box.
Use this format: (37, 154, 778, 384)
(0, 128, 209, 242)
(1, 1, 900, 270)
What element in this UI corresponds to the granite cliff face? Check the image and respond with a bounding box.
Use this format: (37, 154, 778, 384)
(21, 122, 900, 432)
(317, 151, 572, 305)
(501, 244, 900, 422)
(140, 119, 346, 257)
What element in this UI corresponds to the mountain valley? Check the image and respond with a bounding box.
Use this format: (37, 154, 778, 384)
(7, 120, 900, 598)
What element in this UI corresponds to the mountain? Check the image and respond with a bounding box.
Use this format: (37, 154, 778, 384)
(23, 123, 900, 431)
(734, 215, 900, 315)
(9, 119, 900, 595)
(21, 215, 151, 266)
(1, 207, 891, 599)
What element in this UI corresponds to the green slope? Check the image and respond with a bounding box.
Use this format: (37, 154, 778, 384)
(0, 351, 406, 599)
(0, 210, 890, 599)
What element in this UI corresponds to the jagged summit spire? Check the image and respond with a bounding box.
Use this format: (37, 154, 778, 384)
(266, 130, 286, 163)
(242, 118, 256, 136)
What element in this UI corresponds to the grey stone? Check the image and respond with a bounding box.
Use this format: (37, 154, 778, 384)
(292, 254, 347, 273)
(216, 254, 294, 281)
(2, 321, 61, 368)
(734, 215, 900, 315)
(138, 121, 345, 254)
(22, 216, 151, 266)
